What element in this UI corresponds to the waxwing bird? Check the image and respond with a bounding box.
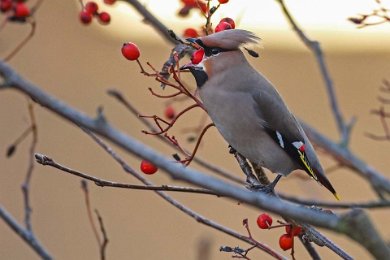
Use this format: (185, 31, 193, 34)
(183, 29, 339, 200)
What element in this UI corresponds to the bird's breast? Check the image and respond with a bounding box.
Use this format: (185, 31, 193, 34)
(199, 85, 298, 175)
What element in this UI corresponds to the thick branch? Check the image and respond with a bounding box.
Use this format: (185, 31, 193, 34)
(281, 194, 390, 209)
(118, 1, 390, 198)
(82, 130, 285, 259)
(301, 121, 390, 195)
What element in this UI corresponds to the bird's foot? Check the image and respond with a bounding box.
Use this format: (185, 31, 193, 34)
(228, 145, 236, 154)
(248, 175, 282, 196)
(248, 183, 276, 195)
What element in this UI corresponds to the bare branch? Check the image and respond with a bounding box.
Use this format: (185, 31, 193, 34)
(1, 60, 388, 258)
(81, 180, 101, 251)
(281, 194, 390, 209)
(275, 0, 353, 145)
(301, 121, 390, 196)
(35, 153, 217, 195)
(95, 209, 109, 260)
(107, 89, 244, 184)
(21, 101, 37, 232)
(0, 205, 52, 260)
(299, 235, 321, 260)
(82, 130, 286, 259)
(81, 180, 109, 260)
(121, 0, 178, 45)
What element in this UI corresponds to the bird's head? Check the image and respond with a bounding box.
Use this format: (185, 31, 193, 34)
(182, 29, 261, 78)
(186, 29, 260, 56)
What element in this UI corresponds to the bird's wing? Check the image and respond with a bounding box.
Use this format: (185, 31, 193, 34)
(251, 83, 319, 181)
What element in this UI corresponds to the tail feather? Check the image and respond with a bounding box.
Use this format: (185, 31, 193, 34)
(314, 168, 340, 200)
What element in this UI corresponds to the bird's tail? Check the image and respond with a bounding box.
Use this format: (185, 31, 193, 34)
(314, 168, 340, 200)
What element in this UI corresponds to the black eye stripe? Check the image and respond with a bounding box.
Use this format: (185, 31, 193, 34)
(204, 47, 228, 57)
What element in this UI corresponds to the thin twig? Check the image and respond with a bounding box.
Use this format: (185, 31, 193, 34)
(121, 0, 177, 45)
(95, 209, 109, 260)
(81, 130, 286, 259)
(81, 180, 101, 249)
(275, 0, 351, 145)
(4, 20, 36, 61)
(35, 153, 219, 195)
(107, 89, 243, 184)
(21, 101, 37, 232)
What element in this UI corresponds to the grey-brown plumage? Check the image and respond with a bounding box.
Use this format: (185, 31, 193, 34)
(185, 29, 339, 199)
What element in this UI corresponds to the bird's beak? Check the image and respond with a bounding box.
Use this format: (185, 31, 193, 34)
(179, 63, 194, 71)
(185, 38, 201, 50)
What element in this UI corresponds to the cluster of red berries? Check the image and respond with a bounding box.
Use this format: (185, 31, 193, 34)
(257, 213, 302, 251)
(178, 0, 208, 16)
(0, 0, 30, 21)
(184, 17, 235, 65)
(79, 1, 111, 25)
(178, 0, 229, 17)
(214, 17, 235, 32)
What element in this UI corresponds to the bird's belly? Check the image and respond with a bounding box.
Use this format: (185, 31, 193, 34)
(201, 90, 298, 175)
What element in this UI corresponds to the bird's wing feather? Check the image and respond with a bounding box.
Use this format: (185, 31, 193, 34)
(251, 79, 318, 180)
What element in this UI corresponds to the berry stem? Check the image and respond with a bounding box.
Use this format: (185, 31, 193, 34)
(148, 88, 182, 98)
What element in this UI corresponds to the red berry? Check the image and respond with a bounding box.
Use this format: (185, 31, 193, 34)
(218, 0, 229, 4)
(256, 213, 273, 229)
(197, 1, 208, 13)
(121, 42, 140, 61)
(98, 11, 110, 24)
(183, 28, 198, 38)
(219, 17, 235, 29)
(164, 106, 175, 119)
(85, 1, 98, 14)
(13, 2, 30, 18)
(80, 10, 93, 24)
(215, 22, 232, 33)
(279, 234, 293, 251)
(140, 160, 158, 175)
(181, 0, 196, 6)
(285, 225, 302, 236)
(0, 0, 12, 13)
(191, 48, 205, 65)
(177, 5, 191, 17)
(103, 0, 116, 4)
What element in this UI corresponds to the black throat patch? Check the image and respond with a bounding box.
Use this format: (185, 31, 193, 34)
(188, 67, 208, 88)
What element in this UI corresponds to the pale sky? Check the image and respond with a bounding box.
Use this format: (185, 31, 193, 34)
(99, 0, 390, 51)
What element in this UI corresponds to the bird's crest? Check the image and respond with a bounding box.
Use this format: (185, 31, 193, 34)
(200, 29, 261, 51)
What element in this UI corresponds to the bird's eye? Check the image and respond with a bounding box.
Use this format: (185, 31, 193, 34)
(211, 48, 220, 55)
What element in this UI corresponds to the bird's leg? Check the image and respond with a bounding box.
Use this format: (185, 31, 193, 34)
(251, 174, 282, 195)
(228, 145, 262, 188)
(268, 174, 282, 191)
(228, 145, 236, 154)
(250, 162, 270, 185)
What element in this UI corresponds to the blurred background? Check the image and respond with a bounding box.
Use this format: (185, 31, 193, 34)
(1, 0, 389, 259)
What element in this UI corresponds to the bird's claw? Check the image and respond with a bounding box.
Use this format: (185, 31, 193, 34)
(248, 183, 276, 195)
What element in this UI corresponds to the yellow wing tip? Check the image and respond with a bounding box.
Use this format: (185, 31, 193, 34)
(333, 193, 341, 201)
